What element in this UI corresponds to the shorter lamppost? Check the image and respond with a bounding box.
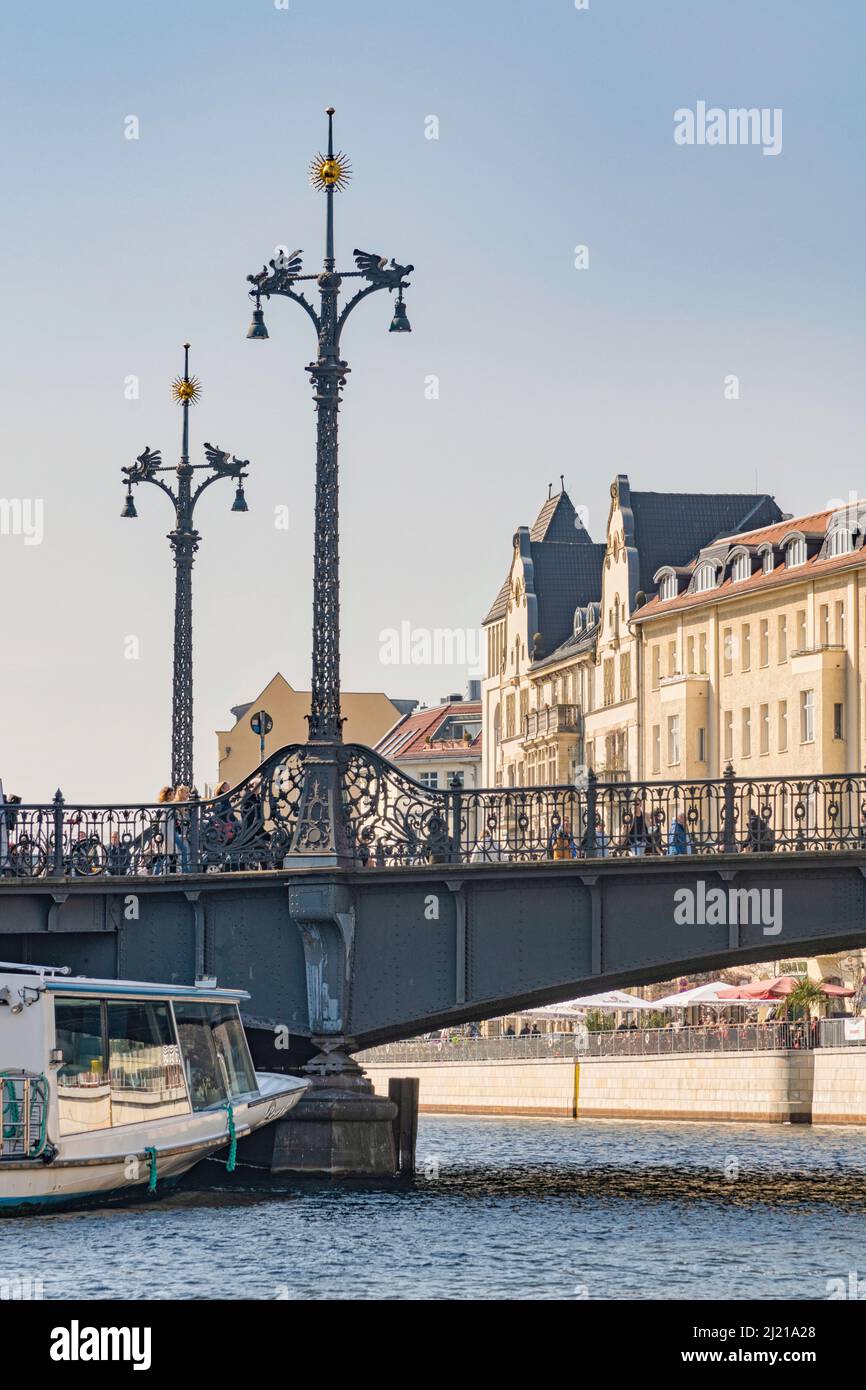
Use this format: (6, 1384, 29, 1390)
(121, 344, 251, 789)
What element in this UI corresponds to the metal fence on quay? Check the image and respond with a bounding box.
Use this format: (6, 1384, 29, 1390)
(356, 1020, 866, 1065)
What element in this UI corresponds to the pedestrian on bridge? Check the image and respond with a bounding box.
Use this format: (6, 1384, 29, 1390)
(151, 785, 175, 875)
(667, 812, 693, 856)
(626, 799, 650, 856)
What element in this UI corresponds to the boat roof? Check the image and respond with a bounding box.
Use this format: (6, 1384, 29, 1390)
(0, 963, 249, 1002)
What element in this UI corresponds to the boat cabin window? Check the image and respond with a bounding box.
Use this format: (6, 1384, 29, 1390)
(55, 997, 188, 1135)
(172, 1001, 257, 1110)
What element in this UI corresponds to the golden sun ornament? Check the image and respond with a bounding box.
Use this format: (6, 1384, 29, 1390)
(309, 150, 352, 191)
(171, 375, 201, 405)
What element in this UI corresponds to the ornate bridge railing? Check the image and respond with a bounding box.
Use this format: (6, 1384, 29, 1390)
(1, 749, 865, 878)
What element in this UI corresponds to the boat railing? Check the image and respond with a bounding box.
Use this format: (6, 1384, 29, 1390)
(0, 1071, 48, 1159)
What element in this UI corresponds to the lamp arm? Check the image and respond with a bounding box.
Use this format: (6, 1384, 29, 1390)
(336, 280, 390, 348)
(248, 278, 321, 335)
(123, 470, 178, 509)
(191, 464, 246, 510)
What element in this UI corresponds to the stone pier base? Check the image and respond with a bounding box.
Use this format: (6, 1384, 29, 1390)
(263, 1041, 399, 1177)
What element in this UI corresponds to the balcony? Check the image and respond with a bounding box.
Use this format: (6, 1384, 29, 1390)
(524, 704, 582, 740)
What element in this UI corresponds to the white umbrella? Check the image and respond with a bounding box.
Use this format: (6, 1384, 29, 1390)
(653, 981, 740, 1008)
(525, 990, 659, 1017)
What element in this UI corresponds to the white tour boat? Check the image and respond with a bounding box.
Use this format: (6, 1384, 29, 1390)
(0, 961, 309, 1212)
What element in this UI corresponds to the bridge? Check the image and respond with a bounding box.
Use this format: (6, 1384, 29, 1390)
(2, 748, 865, 1055)
(5, 110, 863, 1173)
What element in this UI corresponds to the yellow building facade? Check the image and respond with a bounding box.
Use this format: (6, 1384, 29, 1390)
(632, 506, 864, 782)
(216, 673, 414, 788)
(481, 477, 781, 788)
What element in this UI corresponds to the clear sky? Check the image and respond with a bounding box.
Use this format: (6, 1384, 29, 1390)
(1, 0, 864, 800)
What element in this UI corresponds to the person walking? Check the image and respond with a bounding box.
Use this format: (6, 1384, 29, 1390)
(668, 811, 692, 856)
(626, 799, 649, 856)
(173, 785, 193, 873)
(151, 786, 175, 875)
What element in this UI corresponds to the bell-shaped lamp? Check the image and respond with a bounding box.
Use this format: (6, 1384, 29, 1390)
(121, 490, 138, 519)
(247, 295, 269, 340)
(389, 291, 411, 333)
(231, 482, 248, 513)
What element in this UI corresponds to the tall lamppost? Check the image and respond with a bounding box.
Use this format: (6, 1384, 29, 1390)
(121, 344, 251, 789)
(245, 107, 413, 862)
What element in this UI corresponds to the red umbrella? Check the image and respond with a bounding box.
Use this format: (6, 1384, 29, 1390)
(718, 976, 854, 999)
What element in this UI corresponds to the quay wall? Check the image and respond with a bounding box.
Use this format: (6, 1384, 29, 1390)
(364, 1048, 866, 1124)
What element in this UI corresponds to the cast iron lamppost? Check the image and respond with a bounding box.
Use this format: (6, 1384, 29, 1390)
(121, 344, 251, 789)
(245, 107, 413, 862)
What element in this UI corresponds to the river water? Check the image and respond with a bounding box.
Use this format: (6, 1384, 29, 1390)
(8, 1116, 866, 1300)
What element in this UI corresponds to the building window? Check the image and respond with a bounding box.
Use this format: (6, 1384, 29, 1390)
(820, 603, 830, 646)
(778, 700, 788, 753)
(759, 619, 769, 668)
(698, 631, 707, 673)
(731, 551, 750, 582)
(761, 548, 774, 575)
(651, 725, 661, 774)
(801, 689, 815, 743)
(603, 658, 615, 706)
(619, 651, 631, 702)
(786, 537, 807, 568)
(759, 704, 769, 755)
(741, 707, 751, 758)
(723, 628, 733, 676)
(836, 600, 846, 645)
(419, 772, 439, 788)
(827, 527, 854, 557)
(519, 688, 529, 729)
(694, 563, 718, 592)
(667, 640, 677, 677)
(778, 615, 787, 662)
(834, 702, 844, 740)
(651, 647, 661, 692)
(686, 635, 695, 674)
(723, 711, 733, 762)
(797, 609, 807, 650)
(659, 573, 678, 601)
(667, 714, 680, 766)
(493, 706, 501, 746)
(741, 623, 751, 671)
(697, 726, 706, 762)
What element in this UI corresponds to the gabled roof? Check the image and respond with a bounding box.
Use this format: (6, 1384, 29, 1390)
(375, 700, 482, 762)
(530, 490, 592, 544)
(484, 489, 597, 627)
(628, 491, 782, 595)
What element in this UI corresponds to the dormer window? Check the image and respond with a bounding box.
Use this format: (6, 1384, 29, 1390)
(760, 546, 774, 575)
(826, 526, 855, 558)
(784, 536, 806, 568)
(693, 563, 718, 593)
(659, 573, 678, 602)
(730, 551, 750, 583)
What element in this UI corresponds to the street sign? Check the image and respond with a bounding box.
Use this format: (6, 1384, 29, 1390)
(250, 710, 273, 738)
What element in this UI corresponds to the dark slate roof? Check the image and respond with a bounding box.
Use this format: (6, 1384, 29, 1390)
(483, 572, 512, 625)
(530, 542, 605, 658)
(531, 622, 600, 672)
(484, 490, 592, 625)
(629, 492, 782, 595)
(530, 491, 592, 544)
